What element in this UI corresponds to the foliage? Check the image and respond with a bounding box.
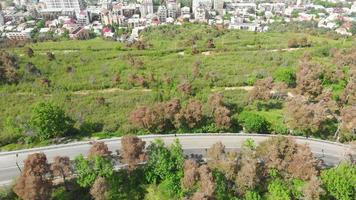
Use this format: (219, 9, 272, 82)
(273, 67, 296, 87)
(321, 162, 356, 200)
(244, 191, 262, 200)
(74, 155, 114, 188)
(266, 179, 291, 200)
(30, 102, 74, 140)
(238, 111, 270, 133)
(145, 139, 185, 197)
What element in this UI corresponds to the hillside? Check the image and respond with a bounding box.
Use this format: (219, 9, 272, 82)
(0, 23, 355, 150)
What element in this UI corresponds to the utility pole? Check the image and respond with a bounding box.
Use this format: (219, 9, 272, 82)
(16, 154, 22, 173)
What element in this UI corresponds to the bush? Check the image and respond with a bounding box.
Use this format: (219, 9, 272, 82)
(321, 162, 356, 200)
(30, 102, 74, 140)
(238, 111, 270, 133)
(273, 68, 296, 87)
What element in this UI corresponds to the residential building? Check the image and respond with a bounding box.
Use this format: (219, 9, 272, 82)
(140, 0, 153, 17)
(194, 5, 207, 22)
(193, 0, 212, 13)
(213, 0, 224, 15)
(157, 5, 167, 22)
(100, 0, 112, 10)
(42, 0, 85, 12)
(167, 0, 178, 18)
(6, 28, 34, 40)
(0, 11, 4, 26)
(69, 26, 89, 39)
(77, 10, 89, 25)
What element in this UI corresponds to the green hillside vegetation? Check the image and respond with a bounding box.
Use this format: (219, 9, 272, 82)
(0, 23, 355, 150)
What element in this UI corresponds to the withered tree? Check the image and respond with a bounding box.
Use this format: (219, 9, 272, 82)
(90, 176, 110, 200)
(236, 148, 261, 195)
(130, 106, 165, 132)
(256, 137, 319, 181)
(182, 159, 200, 189)
(13, 153, 52, 200)
(209, 93, 232, 129)
(198, 165, 216, 198)
(207, 142, 238, 180)
(51, 156, 73, 191)
(175, 99, 204, 129)
(284, 95, 334, 136)
(120, 135, 147, 170)
(248, 77, 274, 101)
(89, 141, 111, 158)
(296, 61, 323, 99)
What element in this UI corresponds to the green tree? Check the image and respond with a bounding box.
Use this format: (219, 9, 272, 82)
(266, 179, 291, 200)
(145, 139, 185, 197)
(244, 191, 262, 200)
(273, 68, 296, 87)
(238, 111, 270, 133)
(321, 163, 356, 200)
(30, 102, 74, 140)
(75, 155, 114, 188)
(213, 170, 237, 200)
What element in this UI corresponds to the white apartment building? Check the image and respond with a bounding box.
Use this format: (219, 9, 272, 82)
(42, 0, 85, 12)
(192, 0, 212, 13)
(157, 5, 167, 22)
(167, 1, 178, 18)
(194, 5, 207, 22)
(214, 0, 224, 15)
(140, 0, 153, 17)
(0, 11, 4, 26)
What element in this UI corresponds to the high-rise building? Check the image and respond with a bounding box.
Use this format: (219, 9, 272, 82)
(140, 0, 153, 17)
(213, 0, 224, 15)
(194, 4, 207, 22)
(192, 0, 212, 13)
(42, 0, 85, 12)
(99, 0, 112, 9)
(0, 11, 4, 26)
(167, 0, 178, 18)
(157, 5, 167, 22)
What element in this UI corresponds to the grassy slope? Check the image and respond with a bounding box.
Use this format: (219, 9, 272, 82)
(0, 23, 354, 150)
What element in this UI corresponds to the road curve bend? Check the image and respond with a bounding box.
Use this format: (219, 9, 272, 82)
(0, 133, 354, 186)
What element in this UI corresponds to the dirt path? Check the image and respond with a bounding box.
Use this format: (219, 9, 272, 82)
(72, 88, 152, 95)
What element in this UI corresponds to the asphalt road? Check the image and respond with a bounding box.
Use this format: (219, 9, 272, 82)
(0, 134, 354, 186)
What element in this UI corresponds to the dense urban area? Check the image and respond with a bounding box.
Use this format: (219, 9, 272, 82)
(0, 0, 355, 200)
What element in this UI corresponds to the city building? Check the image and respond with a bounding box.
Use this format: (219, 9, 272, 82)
(42, 0, 85, 13)
(6, 28, 34, 40)
(77, 10, 89, 25)
(140, 0, 153, 18)
(213, 0, 224, 15)
(157, 5, 167, 22)
(167, 0, 178, 18)
(192, 0, 212, 13)
(69, 26, 89, 39)
(100, 0, 112, 10)
(0, 11, 4, 26)
(194, 4, 207, 22)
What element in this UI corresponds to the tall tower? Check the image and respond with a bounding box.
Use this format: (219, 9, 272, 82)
(213, 0, 223, 15)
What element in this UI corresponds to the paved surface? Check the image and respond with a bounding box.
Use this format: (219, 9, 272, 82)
(0, 134, 354, 186)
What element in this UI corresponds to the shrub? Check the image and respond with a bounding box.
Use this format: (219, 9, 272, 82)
(238, 111, 270, 133)
(273, 68, 296, 87)
(30, 102, 74, 140)
(321, 162, 356, 200)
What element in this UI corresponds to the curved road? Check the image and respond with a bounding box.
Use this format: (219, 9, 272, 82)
(0, 134, 354, 186)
